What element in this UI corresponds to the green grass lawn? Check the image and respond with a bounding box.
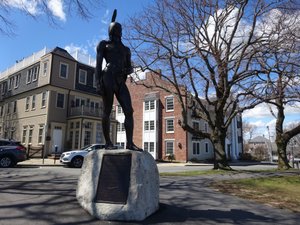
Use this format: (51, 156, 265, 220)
(211, 175, 300, 213)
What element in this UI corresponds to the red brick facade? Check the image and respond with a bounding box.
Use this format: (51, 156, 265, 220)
(114, 72, 189, 162)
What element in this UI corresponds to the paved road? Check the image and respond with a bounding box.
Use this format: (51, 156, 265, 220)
(0, 166, 299, 225)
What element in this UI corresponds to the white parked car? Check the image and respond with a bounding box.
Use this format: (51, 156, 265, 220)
(60, 144, 106, 168)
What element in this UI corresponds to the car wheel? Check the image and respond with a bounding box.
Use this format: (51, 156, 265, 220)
(71, 156, 84, 168)
(0, 155, 15, 168)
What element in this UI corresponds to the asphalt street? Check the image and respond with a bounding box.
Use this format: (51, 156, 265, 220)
(0, 165, 299, 225)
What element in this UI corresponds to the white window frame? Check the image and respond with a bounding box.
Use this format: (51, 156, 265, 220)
(79, 69, 87, 85)
(43, 60, 48, 76)
(32, 66, 39, 81)
(59, 62, 69, 79)
(25, 97, 30, 111)
(38, 124, 44, 144)
(14, 74, 20, 88)
(117, 105, 123, 114)
(165, 96, 174, 112)
(28, 126, 34, 144)
(26, 68, 32, 84)
(56, 93, 65, 109)
(8, 77, 14, 90)
(165, 118, 174, 133)
(145, 100, 155, 111)
(165, 140, 174, 155)
(41, 91, 47, 108)
(22, 126, 27, 144)
(31, 95, 36, 110)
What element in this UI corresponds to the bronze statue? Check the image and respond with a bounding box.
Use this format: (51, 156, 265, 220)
(96, 9, 142, 151)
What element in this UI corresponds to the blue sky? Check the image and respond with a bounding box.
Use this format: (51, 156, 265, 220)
(0, 0, 299, 140)
(0, 0, 147, 72)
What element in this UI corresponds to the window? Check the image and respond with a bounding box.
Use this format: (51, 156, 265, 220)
(43, 61, 48, 76)
(8, 77, 14, 90)
(193, 121, 200, 131)
(74, 131, 79, 149)
(26, 68, 33, 83)
(79, 69, 87, 85)
(22, 127, 27, 144)
(75, 97, 85, 107)
(144, 120, 155, 131)
(32, 66, 39, 81)
(150, 120, 155, 130)
(117, 105, 123, 114)
(145, 100, 155, 111)
(204, 122, 208, 133)
(25, 97, 30, 111)
(0, 106, 3, 117)
(93, 73, 97, 88)
(205, 142, 209, 153)
(166, 96, 174, 111)
(59, 63, 69, 79)
(41, 91, 47, 108)
(193, 142, 200, 155)
(14, 74, 20, 88)
(56, 93, 65, 108)
(166, 118, 174, 133)
(31, 95, 36, 110)
(144, 142, 149, 152)
(117, 123, 125, 132)
(149, 142, 154, 152)
(38, 125, 44, 143)
(13, 101, 17, 113)
(165, 140, 174, 155)
(28, 126, 34, 144)
(84, 131, 91, 146)
(7, 102, 10, 114)
(144, 142, 155, 152)
(144, 121, 149, 131)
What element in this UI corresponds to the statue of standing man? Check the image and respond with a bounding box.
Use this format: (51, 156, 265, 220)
(95, 9, 142, 151)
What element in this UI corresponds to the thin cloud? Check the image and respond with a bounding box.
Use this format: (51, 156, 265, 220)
(3, 0, 66, 22)
(47, 0, 66, 22)
(101, 9, 110, 25)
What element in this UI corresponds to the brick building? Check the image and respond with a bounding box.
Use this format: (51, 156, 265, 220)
(115, 72, 243, 162)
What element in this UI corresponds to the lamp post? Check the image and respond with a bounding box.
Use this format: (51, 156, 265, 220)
(266, 126, 273, 163)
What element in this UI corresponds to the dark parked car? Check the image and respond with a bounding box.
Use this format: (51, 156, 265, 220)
(0, 139, 27, 168)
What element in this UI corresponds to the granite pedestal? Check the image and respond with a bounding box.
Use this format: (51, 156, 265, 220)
(76, 149, 159, 221)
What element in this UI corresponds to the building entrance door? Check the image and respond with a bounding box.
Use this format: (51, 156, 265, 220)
(52, 128, 62, 153)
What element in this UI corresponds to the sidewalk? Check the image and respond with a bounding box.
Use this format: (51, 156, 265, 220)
(18, 158, 63, 166)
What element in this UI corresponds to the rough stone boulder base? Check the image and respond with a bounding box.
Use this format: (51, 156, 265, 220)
(76, 149, 159, 221)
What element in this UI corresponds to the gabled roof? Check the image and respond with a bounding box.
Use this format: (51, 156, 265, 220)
(248, 136, 269, 144)
(51, 47, 75, 61)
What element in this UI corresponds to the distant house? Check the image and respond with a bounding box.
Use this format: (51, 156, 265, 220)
(247, 135, 276, 160)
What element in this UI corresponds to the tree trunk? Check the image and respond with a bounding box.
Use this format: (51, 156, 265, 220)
(212, 129, 230, 170)
(276, 136, 291, 169)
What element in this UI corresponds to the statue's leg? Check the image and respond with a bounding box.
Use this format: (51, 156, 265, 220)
(117, 83, 142, 151)
(102, 84, 114, 147)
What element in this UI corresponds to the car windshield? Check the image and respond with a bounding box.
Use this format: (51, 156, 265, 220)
(81, 145, 93, 151)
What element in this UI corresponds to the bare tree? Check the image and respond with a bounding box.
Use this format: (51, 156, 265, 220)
(0, 0, 102, 35)
(242, 121, 257, 142)
(126, 0, 298, 169)
(255, 8, 300, 169)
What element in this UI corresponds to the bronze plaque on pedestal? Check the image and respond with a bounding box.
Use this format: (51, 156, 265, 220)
(94, 154, 132, 204)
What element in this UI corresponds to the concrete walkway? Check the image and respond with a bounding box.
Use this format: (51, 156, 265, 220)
(1, 165, 299, 224)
